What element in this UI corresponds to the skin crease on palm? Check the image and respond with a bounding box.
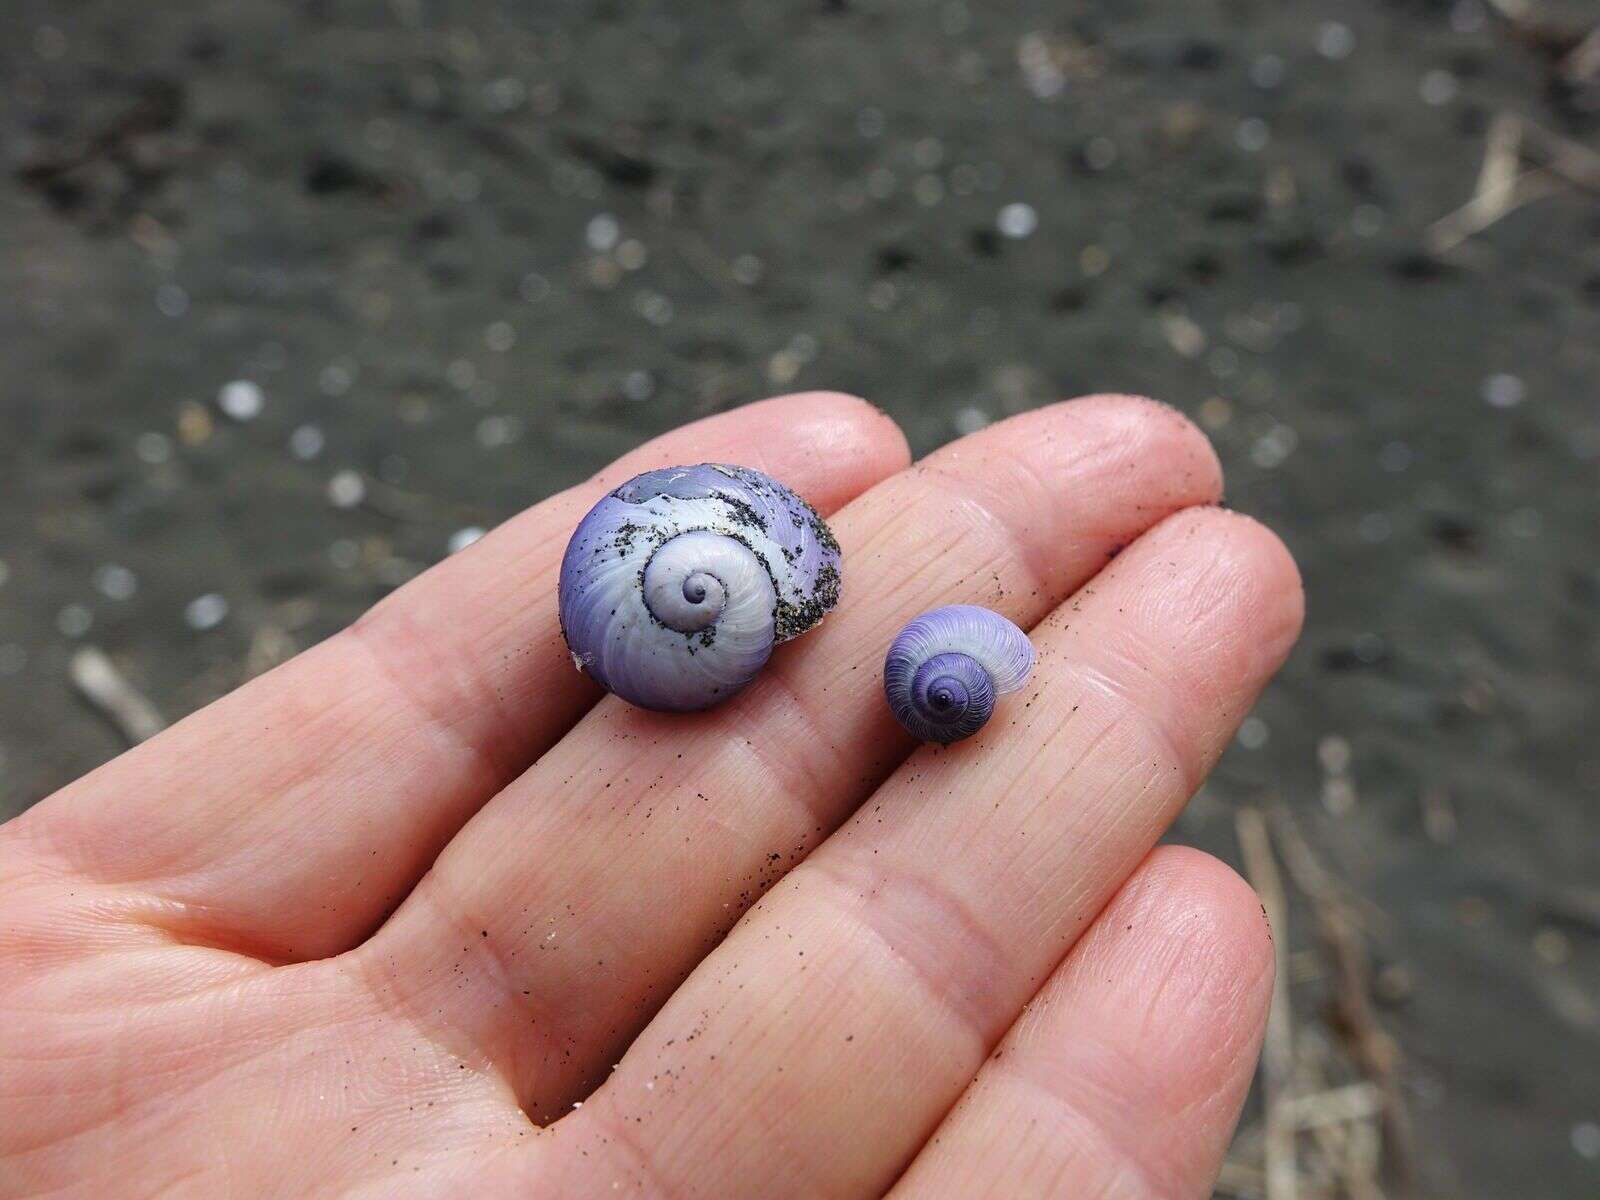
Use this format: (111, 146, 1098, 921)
(0, 392, 1303, 1200)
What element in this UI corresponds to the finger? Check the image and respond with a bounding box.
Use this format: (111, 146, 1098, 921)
(19, 394, 908, 961)
(891, 847, 1273, 1200)
(551, 507, 1301, 1198)
(366, 395, 1223, 1116)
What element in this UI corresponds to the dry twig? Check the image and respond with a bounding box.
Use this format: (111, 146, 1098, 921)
(1272, 811, 1417, 1192)
(1237, 807, 1297, 1200)
(1563, 27, 1600, 84)
(1425, 115, 1558, 254)
(69, 647, 165, 745)
(1519, 119, 1600, 191)
(1290, 1082, 1384, 1131)
(1425, 110, 1600, 256)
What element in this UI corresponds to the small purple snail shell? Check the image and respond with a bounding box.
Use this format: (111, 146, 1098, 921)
(883, 605, 1035, 743)
(558, 464, 842, 712)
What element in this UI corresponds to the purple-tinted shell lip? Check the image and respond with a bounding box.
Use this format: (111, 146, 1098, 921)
(558, 464, 842, 712)
(882, 604, 1035, 743)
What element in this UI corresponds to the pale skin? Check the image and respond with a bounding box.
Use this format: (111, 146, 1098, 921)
(0, 392, 1304, 1199)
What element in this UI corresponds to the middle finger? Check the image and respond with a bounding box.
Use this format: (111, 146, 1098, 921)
(357, 394, 1221, 1114)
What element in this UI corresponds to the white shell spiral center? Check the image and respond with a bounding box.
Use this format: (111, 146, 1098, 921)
(641, 529, 770, 634)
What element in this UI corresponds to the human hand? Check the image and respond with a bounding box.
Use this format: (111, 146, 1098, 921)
(0, 392, 1302, 1198)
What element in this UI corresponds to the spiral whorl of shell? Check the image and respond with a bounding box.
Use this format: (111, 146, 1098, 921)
(559, 464, 841, 712)
(883, 605, 1035, 743)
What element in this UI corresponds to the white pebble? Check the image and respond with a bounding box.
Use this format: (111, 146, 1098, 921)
(1235, 117, 1270, 152)
(485, 321, 516, 352)
(635, 291, 674, 326)
(184, 593, 229, 631)
(1323, 777, 1357, 815)
(1251, 424, 1298, 469)
(1482, 373, 1525, 409)
(1238, 716, 1269, 750)
(328, 470, 367, 508)
(1083, 136, 1118, 171)
(1316, 22, 1356, 60)
(155, 284, 189, 318)
(953, 405, 991, 436)
(1318, 735, 1352, 775)
(328, 539, 361, 570)
(484, 76, 525, 112)
(476, 415, 518, 448)
(135, 432, 173, 464)
(616, 239, 648, 271)
(1352, 633, 1387, 664)
(289, 424, 326, 461)
(1251, 54, 1286, 90)
(217, 380, 265, 421)
(586, 213, 621, 252)
(996, 202, 1038, 239)
(448, 527, 486, 555)
(520, 272, 551, 302)
(57, 604, 93, 639)
(767, 349, 801, 385)
(320, 363, 355, 396)
(731, 254, 763, 286)
(1574, 1122, 1600, 1159)
(94, 564, 138, 601)
(1420, 70, 1459, 107)
(623, 370, 655, 402)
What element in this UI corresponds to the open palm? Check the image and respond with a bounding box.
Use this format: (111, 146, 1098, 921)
(1, 392, 1302, 1199)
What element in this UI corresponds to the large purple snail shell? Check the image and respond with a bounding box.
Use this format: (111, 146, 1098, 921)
(558, 464, 842, 712)
(883, 605, 1035, 743)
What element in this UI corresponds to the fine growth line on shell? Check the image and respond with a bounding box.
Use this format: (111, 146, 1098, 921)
(883, 605, 1035, 743)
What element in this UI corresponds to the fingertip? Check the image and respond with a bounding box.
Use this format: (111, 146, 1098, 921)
(909, 393, 1227, 598)
(1061, 845, 1276, 1097)
(969, 393, 1225, 520)
(1126, 504, 1306, 675)
(1198, 506, 1307, 665)
(1124, 844, 1277, 996)
(785, 390, 914, 474)
(1057, 393, 1226, 504)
